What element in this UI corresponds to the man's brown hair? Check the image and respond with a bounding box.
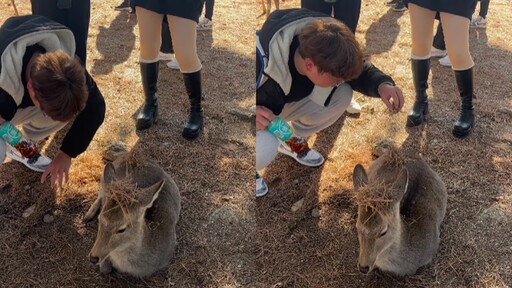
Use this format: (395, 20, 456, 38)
(298, 18, 364, 81)
(30, 50, 88, 122)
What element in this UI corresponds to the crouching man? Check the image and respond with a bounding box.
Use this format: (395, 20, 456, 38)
(0, 15, 105, 188)
(256, 9, 404, 197)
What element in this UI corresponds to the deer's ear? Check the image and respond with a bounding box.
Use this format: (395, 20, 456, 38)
(103, 162, 116, 184)
(140, 179, 166, 210)
(353, 164, 368, 191)
(391, 168, 409, 201)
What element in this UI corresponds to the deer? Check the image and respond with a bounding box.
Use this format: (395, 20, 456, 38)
(352, 147, 447, 276)
(84, 151, 181, 277)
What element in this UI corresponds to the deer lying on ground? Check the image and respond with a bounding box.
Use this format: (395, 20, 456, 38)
(84, 151, 181, 277)
(352, 147, 447, 276)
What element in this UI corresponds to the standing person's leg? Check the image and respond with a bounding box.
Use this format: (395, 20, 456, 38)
(205, 0, 214, 20)
(432, 21, 446, 51)
(161, 17, 181, 70)
(65, 0, 90, 66)
(431, 21, 449, 64)
(471, 0, 489, 28)
(197, 0, 214, 30)
(479, 0, 490, 18)
(439, 12, 475, 138)
(406, 4, 436, 127)
(161, 17, 173, 55)
(168, 15, 203, 140)
(470, 0, 486, 28)
(333, 0, 361, 34)
(30, 0, 91, 67)
(392, 0, 407, 12)
(331, 0, 362, 114)
(135, 7, 164, 130)
(266, 0, 272, 18)
(273, 0, 279, 12)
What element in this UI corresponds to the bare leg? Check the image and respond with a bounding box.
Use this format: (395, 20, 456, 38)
(408, 3, 437, 58)
(439, 12, 473, 70)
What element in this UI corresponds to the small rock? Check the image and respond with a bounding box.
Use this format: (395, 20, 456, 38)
(293, 179, 299, 185)
(43, 214, 54, 223)
(311, 208, 320, 218)
(291, 198, 304, 212)
(226, 108, 255, 122)
(498, 107, 512, 117)
(22, 204, 36, 218)
(1, 183, 12, 193)
(372, 138, 395, 158)
(102, 142, 128, 162)
(477, 206, 508, 223)
(272, 282, 283, 288)
(431, 139, 439, 144)
(24, 185, 30, 191)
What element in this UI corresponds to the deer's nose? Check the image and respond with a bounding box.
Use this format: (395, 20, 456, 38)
(89, 255, 99, 264)
(358, 264, 370, 274)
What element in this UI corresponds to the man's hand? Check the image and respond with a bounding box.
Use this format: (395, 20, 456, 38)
(0, 115, 5, 125)
(256, 105, 276, 130)
(378, 83, 404, 113)
(41, 150, 72, 189)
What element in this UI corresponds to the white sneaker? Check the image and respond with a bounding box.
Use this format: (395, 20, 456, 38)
(470, 16, 487, 28)
(277, 137, 325, 167)
(166, 59, 180, 70)
(346, 99, 362, 114)
(6, 144, 52, 173)
(430, 47, 447, 58)
(439, 55, 452, 67)
(197, 18, 213, 31)
(256, 173, 269, 197)
(158, 52, 174, 61)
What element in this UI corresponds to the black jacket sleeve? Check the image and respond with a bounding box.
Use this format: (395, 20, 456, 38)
(60, 71, 105, 158)
(348, 60, 395, 98)
(0, 88, 17, 121)
(256, 77, 286, 116)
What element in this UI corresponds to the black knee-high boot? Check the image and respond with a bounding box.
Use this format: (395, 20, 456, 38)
(136, 62, 159, 130)
(407, 59, 430, 127)
(452, 68, 474, 138)
(182, 70, 203, 140)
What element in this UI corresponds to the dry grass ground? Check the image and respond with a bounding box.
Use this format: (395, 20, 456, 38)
(0, 0, 255, 287)
(257, 0, 512, 287)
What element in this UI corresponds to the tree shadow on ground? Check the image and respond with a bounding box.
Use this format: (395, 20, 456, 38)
(91, 11, 136, 75)
(364, 7, 404, 55)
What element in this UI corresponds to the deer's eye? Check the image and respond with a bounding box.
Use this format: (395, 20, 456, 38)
(117, 227, 126, 234)
(379, 228, 388, 237)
